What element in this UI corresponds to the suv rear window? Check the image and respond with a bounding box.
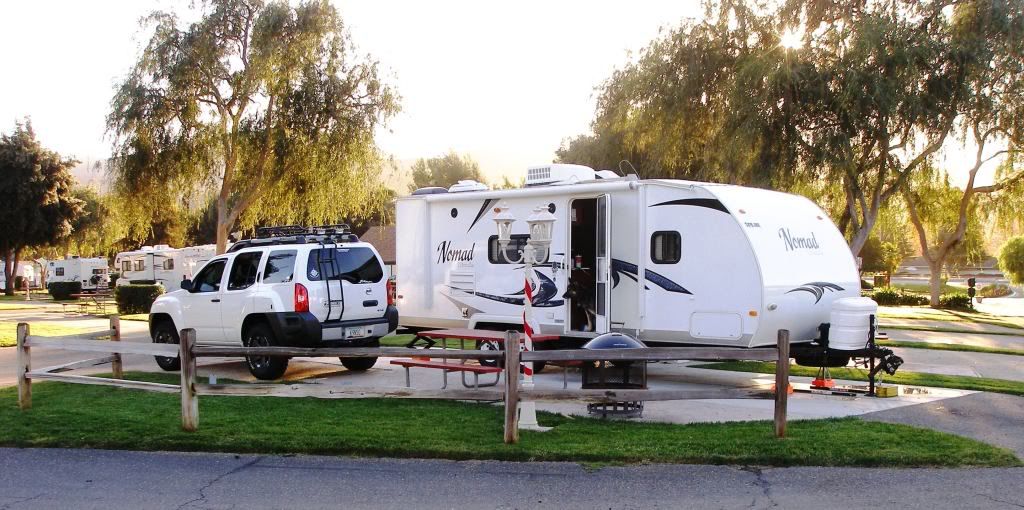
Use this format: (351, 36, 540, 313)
(306, 247, 383, 284)
(262, 250, 297, 284)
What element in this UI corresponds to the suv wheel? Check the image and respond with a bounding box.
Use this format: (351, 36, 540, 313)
(340, 338, 378, 371)
(244, 323, 289, 380)
(151, 320, 181, 371)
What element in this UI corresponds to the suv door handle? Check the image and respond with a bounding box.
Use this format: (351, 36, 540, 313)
(211, 298, 221, 303)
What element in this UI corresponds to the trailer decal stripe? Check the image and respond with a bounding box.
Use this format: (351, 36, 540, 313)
(611, 259, 689, 294)
(467, 199, 498, 232)
(785, 282, 845, 304)
(649, 198, 729, 214)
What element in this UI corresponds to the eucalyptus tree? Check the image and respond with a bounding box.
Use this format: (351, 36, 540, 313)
(0, 121, 82, 295)
(559, 0, 1023, 257)
(108, 0, 399, 253)
(408, 152, 484, 192)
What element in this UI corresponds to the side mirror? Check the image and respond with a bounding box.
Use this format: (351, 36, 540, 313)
(180, 279, 193, 292)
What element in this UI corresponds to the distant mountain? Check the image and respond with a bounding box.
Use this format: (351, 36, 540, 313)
(69, 160, 109, 191)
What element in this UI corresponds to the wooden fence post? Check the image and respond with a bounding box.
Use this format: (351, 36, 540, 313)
(774, 329, 790, 438)
(503, 330, 520, 444)
(180, 328, 198, 431)
(110, 315, 123, 379)
(16, 323, 31, 410)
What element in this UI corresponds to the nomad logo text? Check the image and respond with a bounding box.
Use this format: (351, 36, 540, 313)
(778, 228, 820, 251)
(437, 241, 475, 263)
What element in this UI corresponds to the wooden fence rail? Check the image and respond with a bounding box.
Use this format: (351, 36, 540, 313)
(16, 321, 791, 444)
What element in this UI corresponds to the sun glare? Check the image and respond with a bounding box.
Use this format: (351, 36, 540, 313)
(780, 28, 804, 50)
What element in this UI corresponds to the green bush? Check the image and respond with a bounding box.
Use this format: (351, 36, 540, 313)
(998, 236, 1024, 286)
(114, 285, 164, 314)
(109, 272, 120, 288)
(938, 293, 974, 311)
(979, 284, 1012, 298)
(47, 281, 82, 300)
(869, 287, 929, 306)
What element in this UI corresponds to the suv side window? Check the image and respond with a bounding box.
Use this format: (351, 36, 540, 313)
(227, 252, 263, 291)
(262, 250, 296, 284)
(192, 259, 226, 293)
(306, 247, 383, 284)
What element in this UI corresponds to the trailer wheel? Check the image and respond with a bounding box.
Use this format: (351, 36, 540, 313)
(477, 340, 502, 367)
(794, 353, 851, 368)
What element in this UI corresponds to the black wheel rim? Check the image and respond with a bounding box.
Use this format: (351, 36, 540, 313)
(246, 333, 272, 371)
(154, 329, 177, 362)
(478, 340, 500, 367)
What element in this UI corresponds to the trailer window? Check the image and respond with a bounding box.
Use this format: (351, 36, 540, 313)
(55, 268, 65, 276)
(163, 259, 174, 270)
(262, 250, 296, 284)
(92, 268, 106, 275)
(488, 235, 548, 264)
(306, 247, 383, 284)
(650, 231, 681, 264)
(133, 260, 145, 271)
(121, 260, 131, 272)
(227, 252, 263, 291)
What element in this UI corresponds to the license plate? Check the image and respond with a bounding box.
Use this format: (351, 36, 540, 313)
(345, 327, 368, 339)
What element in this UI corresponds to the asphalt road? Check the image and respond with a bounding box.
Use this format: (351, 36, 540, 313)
(0, 448, 1022, 510)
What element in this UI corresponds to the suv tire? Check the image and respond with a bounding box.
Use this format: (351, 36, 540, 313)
(244, 322, 289, 380)
(151, 320, 181, 371)
(340, 338, 378, 371)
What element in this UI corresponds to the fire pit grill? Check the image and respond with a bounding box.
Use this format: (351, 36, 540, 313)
(580, 333, 648, 418)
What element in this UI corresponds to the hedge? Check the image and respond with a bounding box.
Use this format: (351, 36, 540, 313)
(979, 284, 1013, 298)
(938, 293, 974, 311)
(114, 284, 164, 314)
(47, 281, 82, 300)
(868, 287, 928, 306)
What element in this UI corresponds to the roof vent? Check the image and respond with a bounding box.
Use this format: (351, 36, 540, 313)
(526, 164, 596, 186)
(448, 180, 489, 193)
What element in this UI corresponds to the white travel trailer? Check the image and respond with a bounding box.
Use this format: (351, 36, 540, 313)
(0, 261, 40, 289)
(47, 256, 109, 291)
(396, 165, 887, 365)
(114, 244, 217, 292)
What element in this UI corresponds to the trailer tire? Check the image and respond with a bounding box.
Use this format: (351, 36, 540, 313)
(151, 320, 181, 371)
(794, 353, 851, 368)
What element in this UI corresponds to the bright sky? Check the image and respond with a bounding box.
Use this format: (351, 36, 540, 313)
(0, 0, 704, 188)
(0, 1, 994, 190)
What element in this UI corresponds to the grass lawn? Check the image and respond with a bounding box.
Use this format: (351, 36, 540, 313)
(0, 294, 52, 302)
(892, 282, 963, 295)
(695, 361, 1024, 397)
(0, 303, 39, 311)
(878, 307, 1024, 330)
(0, 372, 1017, 467)
(877, 339, 1024, 357)
(879, 324, 1023, 336)
(0, 322, 97, 347)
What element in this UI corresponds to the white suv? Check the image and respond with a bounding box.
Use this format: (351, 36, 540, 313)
(148, 226, 398, 380)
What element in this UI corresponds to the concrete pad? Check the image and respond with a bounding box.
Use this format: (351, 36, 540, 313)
(880, 318, 1024, 335)
(890, 346, 1024, 382)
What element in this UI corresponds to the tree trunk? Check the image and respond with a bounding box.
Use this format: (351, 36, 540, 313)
(927, 260, 944, 308)
(4, 249, 21, 296)
(848, 214, 877, 256)
(215, 196, 230, 255)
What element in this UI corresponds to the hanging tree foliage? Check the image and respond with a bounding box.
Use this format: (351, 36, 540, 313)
(108, 0, 399, 253)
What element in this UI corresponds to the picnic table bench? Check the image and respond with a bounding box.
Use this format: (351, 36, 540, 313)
(64, 292, 115, 316)
(390, 328, 560, 389)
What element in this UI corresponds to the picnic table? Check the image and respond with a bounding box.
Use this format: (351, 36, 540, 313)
(64, 292, 115, 316)
(391, 328, 559, 389)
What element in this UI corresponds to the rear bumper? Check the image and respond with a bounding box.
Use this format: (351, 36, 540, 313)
(264, 308, 398, 348)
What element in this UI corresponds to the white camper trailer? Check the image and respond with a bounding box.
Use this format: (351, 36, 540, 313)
(114, 244, 217, 292)
(396, 165, 884, 365)
(0, 261, 40, 289)
(47, 256, 109, 291)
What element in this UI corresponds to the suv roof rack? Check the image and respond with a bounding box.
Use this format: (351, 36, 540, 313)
(226, 224, 360, 253)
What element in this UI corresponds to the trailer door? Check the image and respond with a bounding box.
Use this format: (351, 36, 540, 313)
(594, 194, 611, 333)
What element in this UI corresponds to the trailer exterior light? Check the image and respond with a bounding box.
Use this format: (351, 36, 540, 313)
(493, 204, 516, 245)
(526, 205, 556, 247)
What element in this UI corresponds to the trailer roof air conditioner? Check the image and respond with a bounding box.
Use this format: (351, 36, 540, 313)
(526, 164, 597, 186)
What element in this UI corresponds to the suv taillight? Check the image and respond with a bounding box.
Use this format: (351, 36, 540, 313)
(294, 283, 309, 313)
(386, 279, 396, 306)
